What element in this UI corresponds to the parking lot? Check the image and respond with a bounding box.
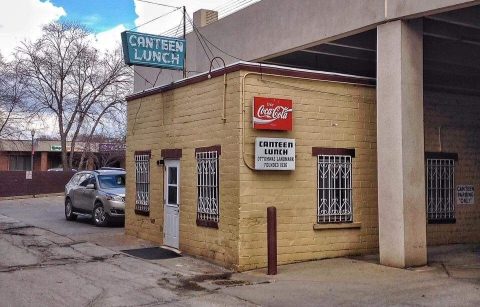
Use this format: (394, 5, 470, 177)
(0, 195, 146, 250)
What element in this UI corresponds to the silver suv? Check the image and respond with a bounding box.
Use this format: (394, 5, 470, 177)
(64, 169, 126, 226)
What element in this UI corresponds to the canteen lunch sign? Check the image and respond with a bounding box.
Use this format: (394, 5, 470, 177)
(121, 31, 185, 70)
(255, 137, 295, 171)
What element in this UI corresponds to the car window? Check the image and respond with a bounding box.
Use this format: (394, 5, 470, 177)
(69, 174, 81, 185)
(97, 174, 125, 189)
(79, 174, 94, 187)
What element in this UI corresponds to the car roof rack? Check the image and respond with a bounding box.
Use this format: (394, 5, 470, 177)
(98, 167, 125, 171)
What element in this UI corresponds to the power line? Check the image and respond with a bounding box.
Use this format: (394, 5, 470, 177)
(129, 6, 182, 31)
(186, 12, 247, 63)
(136, 0, 181, 9)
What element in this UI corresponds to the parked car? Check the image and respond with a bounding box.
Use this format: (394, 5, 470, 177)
(64, 169, 125, 226)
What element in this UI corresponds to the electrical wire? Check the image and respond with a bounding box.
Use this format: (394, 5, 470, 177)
(186, 12, 247, 63)
(129, 6, 182, 31)
(136, 0, 181, 9)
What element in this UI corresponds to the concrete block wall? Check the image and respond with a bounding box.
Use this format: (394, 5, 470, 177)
(126, 72, 243, 269)
(424, 91, 480, 245)
(238, 73, 378, 270)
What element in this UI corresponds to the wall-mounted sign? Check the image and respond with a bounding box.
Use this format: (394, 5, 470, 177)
(255, 137, 295, 170)
(253, 97, 293, 131)
(26, 171, 32, 180)
(51, 145, 62, 152)
(457, 185, 475, 205)
(121, 31, 185, 70)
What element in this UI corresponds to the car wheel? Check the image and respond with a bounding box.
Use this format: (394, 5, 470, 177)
(65, 198, 77, 221)
(93, 203, 109, 227)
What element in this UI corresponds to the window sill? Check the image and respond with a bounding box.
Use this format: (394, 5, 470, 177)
(135, 209, 150, 216)
(196, 219, 219, 229)
(313, 222, 361, 230)
(428, 219, 456, 224)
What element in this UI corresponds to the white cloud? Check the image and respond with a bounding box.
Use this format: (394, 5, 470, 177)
(0, 0, 66, 58)
(93, 24, 126, 53)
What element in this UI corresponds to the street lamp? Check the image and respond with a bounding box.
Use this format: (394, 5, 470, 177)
(30, 129, 35, 171)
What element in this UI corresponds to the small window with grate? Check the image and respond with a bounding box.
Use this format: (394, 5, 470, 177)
(426, 158, 455, 223)
(317, 155, 353, 223)
(135, 152, 150, 214)
(196, 149, 219, 226)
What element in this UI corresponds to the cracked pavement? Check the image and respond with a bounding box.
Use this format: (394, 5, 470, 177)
(1, 196, 480, 306)
(0, 214, 257, 307)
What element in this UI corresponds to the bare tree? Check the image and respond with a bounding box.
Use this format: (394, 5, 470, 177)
(16, 22, 131, 170)
(0, 54, 28, 138)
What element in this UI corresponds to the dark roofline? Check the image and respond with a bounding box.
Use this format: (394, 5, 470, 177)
(126, 62, 376, 102)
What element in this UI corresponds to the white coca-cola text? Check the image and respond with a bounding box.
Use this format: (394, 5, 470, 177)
(256, 105, 291, 120)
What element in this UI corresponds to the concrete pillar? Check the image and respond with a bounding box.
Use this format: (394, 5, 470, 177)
(377, 19, 427, 268)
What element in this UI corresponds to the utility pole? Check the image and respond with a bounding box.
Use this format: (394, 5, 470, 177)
(183, 6, 187, 79)
(30, 129, 35, 171)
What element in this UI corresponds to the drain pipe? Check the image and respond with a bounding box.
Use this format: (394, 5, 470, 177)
(208, 57, 227, 123)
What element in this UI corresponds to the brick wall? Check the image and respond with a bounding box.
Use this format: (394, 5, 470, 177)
(125, 72, 242, 269)
(238, 73, 377, 270)
(424, 91, 480, 245)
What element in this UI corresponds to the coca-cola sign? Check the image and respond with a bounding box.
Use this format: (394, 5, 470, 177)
(253, 97, 293, 131)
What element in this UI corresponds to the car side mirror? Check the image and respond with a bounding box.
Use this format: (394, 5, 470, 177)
(86, 183, 95, 189)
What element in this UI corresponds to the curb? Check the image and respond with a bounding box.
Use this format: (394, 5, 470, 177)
(0, 193, 63, 201)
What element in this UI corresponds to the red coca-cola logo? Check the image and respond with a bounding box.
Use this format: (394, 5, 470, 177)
(253, 97, 293, 131)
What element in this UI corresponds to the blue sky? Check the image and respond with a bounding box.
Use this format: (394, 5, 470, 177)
(50, 0, 137, 33)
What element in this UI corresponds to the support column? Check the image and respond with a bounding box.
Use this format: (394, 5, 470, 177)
(377, 19, 427, 268)
(40, 152, 48, 171)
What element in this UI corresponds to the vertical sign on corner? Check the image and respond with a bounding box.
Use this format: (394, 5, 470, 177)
(253, 97, 293, 131)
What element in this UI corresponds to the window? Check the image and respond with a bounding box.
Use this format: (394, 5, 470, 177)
(98, 174, 125, 189)
(317, 155, 353, 223)
(426, 158, 455, 222)
(135, 153, 150, 214)
(196, 149, 219, 225)
(79, 174, 94, 187)
(9, 155, 31, 171)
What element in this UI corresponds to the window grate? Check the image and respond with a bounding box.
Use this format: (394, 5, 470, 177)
(317, 155, 353, 223)
(135, 154, 150, 213)
(196, 151, 219, 223)
(426, 159, 455, 222)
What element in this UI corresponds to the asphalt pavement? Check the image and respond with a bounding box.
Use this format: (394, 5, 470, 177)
(1, 196, 480, 306)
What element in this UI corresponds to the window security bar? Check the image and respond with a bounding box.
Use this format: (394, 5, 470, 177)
(317, 155, 353, 223)
(426, 158, 455, 222)
(135, 154, 150, 212)
(196, 151, 219, 222)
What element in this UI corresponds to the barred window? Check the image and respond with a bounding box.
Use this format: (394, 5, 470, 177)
(196, 150, 219, 224)
(135, 153, 150, 213)
(426, 159, 455, 222)
(317, 155, 353, 223)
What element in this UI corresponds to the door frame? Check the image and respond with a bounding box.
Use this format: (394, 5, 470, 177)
(163, 159, 180, 249)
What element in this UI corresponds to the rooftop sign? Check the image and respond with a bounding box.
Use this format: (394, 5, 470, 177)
(121, 31, 185, 70)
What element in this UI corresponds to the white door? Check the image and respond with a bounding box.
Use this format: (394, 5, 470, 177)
(164, 160, 180, 249)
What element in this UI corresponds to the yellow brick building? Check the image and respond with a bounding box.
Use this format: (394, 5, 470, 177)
(126, 63, 480, 271)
